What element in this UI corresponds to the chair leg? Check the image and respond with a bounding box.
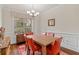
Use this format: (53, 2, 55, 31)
(57, 52, 60, 55)
(34, 51, 41, 55)
(27, 49, 30, 55)
(33, 52, 34, 55)
(27, 48, 30, 55)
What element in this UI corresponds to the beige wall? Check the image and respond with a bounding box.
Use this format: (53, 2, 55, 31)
(40, 5, 79, 33)
(32, 15, 41, 34)
(0, 5, 2, 27)
(2, 8, 16, 44)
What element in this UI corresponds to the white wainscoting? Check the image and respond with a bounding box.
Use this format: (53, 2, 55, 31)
(54, 32, 79, 52)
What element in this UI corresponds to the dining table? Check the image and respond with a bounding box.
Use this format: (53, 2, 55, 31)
(32, 35, 56, 55)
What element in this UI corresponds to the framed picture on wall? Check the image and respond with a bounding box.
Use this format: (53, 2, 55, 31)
(48, 19, 55, 26)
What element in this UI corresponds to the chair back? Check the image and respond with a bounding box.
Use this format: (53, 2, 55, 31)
(54, 34, 62, 39)
(51, 38, 62, 54)
(27, 39, 37, 51)
(41, 32, 47, 36)
(26, 32, 33, 35)
(47, 37, 62, 55)
(47, 32, 54, 36)
(24, 32, 33, 40)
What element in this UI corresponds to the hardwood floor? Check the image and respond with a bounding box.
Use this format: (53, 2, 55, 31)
(1, 45, 10, 55)
(61, 47, 79, 55)
(1, 43, 79, 55)
(9, 44, 18, 55)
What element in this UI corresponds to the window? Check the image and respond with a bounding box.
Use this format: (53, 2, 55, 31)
(14, 17, 32, 34)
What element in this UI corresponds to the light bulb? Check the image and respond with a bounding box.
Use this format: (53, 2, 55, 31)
(36, 12, 39, 15)
(34, 12, 39, 16)
(31, 10, 35, 13)
(27, 11, 30, 14)
(27, 10, 39, 17)
(34, 13, 37, 16)
(29, 13, 33, 16)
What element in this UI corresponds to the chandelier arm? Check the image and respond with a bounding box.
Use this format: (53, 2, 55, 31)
(27, 4, 39, 17)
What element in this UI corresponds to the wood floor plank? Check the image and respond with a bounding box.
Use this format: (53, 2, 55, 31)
(61, 47, 79, 55)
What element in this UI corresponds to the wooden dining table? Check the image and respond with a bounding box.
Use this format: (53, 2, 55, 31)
(32, 35, 56, 55)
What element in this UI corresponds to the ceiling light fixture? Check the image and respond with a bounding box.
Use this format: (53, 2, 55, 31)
(27, 10, 39, 17)
(27, 5, 39, 17)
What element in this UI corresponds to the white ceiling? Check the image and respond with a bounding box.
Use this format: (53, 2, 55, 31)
(2, 4, 59, 13)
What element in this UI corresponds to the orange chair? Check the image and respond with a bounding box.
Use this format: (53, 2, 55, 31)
(54, 34, 62, 39)
(26, 32, 33, 35)
(47, 32, 54, 36)
(25, 32, 41, 55)
(27, 39, 41, 55)
(47, 37, 62, 55)
(41, 32, 47, 36)
(24, 32, 34, 54)
(24, 32, 33, 46)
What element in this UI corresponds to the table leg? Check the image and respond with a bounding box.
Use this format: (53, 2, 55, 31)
(0, 49, 1, 55)
(42, 45, 47, 55)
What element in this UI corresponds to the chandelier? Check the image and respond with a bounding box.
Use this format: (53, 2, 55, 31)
(26, 5, 39, 17)
(27, 10, 39, 17)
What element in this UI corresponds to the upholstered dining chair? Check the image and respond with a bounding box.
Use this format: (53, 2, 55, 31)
(41, 32, 47, 36)
(47, 32, 54, 37)
(24, 32, 33, 44)
(54, 34, 62, 39)
(24, 32, 41, 55)
(25, 32, 33, 35)
(47, 37, 62, 55)
(27, 38, 41, 55)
